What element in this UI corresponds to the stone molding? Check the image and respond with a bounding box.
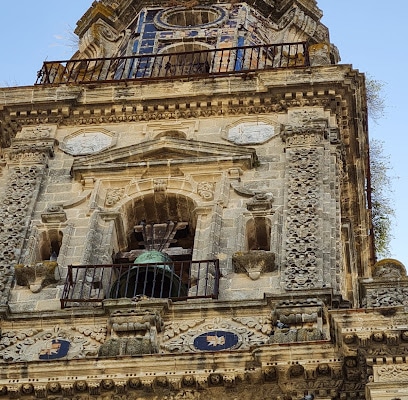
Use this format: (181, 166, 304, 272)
(1, 69, 362, 138)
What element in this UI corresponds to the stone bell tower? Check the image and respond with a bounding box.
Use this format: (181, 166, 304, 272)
(0, 1, 406, 399)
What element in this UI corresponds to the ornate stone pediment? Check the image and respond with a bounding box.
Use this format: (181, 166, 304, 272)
(72, 137, 257, 178)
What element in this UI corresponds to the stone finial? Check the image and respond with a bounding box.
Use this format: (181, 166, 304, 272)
(372, 258, 406, 280)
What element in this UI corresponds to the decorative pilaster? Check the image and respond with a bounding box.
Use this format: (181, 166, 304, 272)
(0, 131, 56, 310)
(281, 124, 333, 291)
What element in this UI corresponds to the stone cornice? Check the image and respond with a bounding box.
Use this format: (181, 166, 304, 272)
(0, 66, 363, 139)
(0, 340, 343, 399)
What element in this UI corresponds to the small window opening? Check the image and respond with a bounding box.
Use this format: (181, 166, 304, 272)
(246, 217, 271, 251)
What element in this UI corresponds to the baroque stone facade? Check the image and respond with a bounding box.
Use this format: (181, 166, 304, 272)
(0, 0, 405, 399)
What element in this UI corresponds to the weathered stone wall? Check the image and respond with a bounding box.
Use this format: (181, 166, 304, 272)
(0, 63, 371, 313)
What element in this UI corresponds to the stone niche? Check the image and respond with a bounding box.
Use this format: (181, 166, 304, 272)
(232, 250, 275, 280)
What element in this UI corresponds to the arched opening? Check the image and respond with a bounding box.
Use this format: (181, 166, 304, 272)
(154, 130, 187, 140)
(154, 6, 226, 30)
(116, 192, 197, 263)
(153, 42, 214, 77)
(39, 230, 63, 261)
(166, 9, 220, 27)
(111, 192, 199, 300)
(246, 217, 271, 251)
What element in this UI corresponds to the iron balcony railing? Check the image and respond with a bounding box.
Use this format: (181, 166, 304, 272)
(36, 42, 310, 85)
(60, 259, 220, 309)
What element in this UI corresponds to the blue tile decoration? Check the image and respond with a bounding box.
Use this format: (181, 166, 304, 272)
(136, 11, 145, 34)
(39, 339, 70, 360)
(193, 330, 239, 351)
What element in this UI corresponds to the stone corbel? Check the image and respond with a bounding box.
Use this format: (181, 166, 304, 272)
(99, 308, 165, 357)
(41, 205, 67, 224)
(110, 311, 163, 335)
(232, 250, 276, 280)
(14, 261, 59, 293)
(246, 193, 273, 211)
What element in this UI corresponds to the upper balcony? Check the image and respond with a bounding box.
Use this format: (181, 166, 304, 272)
(36, 42, 310, 85)
(60, 259, 220, 309)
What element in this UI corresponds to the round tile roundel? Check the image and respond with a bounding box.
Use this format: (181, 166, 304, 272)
(193, 330, 239, 351)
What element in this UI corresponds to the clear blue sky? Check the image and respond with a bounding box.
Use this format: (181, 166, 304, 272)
(0, 1, 407, 267)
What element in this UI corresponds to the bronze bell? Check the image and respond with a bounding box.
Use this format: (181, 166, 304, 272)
(110, 250, 187, 299)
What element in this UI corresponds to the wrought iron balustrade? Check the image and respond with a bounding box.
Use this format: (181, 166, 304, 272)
(36, 42, 309, 85)
(60, 259, 220, 309)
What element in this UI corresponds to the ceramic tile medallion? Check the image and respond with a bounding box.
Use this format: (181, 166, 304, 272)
(193, 330, 239, 351)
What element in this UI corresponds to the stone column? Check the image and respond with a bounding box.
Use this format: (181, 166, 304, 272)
(191, 205, 222, 296)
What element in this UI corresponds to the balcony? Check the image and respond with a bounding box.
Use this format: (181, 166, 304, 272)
(36, 42, 310, 85)
(60, 259, 220, 309)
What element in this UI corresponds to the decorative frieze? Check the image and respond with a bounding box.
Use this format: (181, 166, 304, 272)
(161, 318, 270, 353)
(5, 95, 335, 135)
(0, 326, 106, 362)
(376, 363, 408, 382)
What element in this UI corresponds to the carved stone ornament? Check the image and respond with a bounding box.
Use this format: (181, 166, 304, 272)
(4, 140, 55, 165)
(17, 125, 56, 140)
(283, 146, 323, 290)
(364, 286, 408, 308)
(105, 187, 125, 207)
(41, 204, 67, 223)
(14, 261, 58, 293)
(0, 166, 44, 307)
(99, 311, 163, 357)
(281, 123, 327, 147)
(376, 363, 408, 382)
(161, 318, 270, 353)
(225, 120, 277, 145)
(197, 181, 215, 200)
(60, 128, 116, 156)
(308, 43, 331, 66)
(372, 258, 406, 280)
(0, 326, 106, 362)
(232, 250, 276, 280)
(246, 193, 273, 211)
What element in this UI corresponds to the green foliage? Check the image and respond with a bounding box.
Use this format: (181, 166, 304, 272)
(366, 76, 386, 123)
(369, 139, 395, 258)
(366, 76, 395, 259)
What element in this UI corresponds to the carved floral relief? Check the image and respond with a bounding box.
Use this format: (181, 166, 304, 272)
(0, 326, 106, 362)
